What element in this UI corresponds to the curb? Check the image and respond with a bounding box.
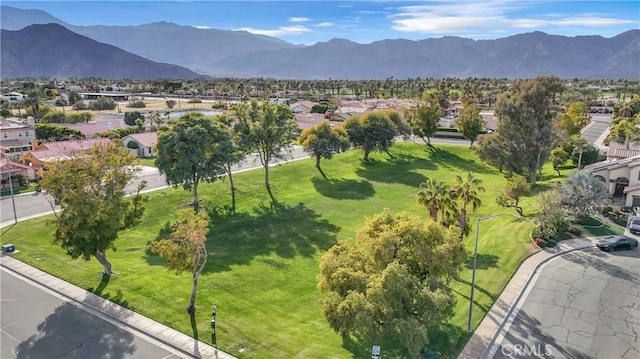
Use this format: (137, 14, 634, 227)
(0, 254, 235, 359)
(480, 241, 594, 359)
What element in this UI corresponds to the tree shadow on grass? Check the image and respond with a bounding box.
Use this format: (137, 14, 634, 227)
(145, 202, 340, 273)
(311, 176, 375, 200)
(355, 156, 429, 187)
(341, 333, 407, 359)
(453, 277, 497, 301)
(464, 252, 500, 270)
(427, 323, 469, 358)
(426, 146, 494, 174)
(340, 323, 465, 359)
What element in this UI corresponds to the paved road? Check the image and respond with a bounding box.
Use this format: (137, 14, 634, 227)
(0, 266, 187, 359)
(492, 247, 640, 359)
(581, 113, 612, 150)
(0, 146, 311, 225)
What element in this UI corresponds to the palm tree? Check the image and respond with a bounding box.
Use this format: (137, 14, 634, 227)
(417, 178, 446, 222)
(451, 172, 485, 239)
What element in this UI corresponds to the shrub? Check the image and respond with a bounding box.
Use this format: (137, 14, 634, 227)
(166, 100, 177, 108)
(66, 112, 92, 123)
(124, 111, 144, 126)
(89, 98, 117, 110)
(73, 101, 88, 110)
(127, 100, 146, 108)
(126, 141, 139, 149)
(40, 111, 66, 123)
(187, 98, 202, 103)
(534, 237, 547, 248)
(211, 102, 226, 110)
(568, 227, 582, 236)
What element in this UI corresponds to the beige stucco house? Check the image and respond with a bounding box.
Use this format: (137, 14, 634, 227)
(583, 154, 640, 208)
(121, 132, 157, 158)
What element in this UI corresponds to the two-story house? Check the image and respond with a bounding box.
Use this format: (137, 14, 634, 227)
(0, 117, 37, 161)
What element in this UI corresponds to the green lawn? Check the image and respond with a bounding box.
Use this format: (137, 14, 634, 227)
(1, 142, 564, 358)
(136, 157, 157, 167)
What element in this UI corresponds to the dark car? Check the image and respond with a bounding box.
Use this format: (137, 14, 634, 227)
(596, 235, 638, 252)
(629, 217, 640, 235)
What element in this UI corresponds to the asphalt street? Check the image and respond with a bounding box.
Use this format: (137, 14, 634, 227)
(493, 247, 640, 359)
(0, 266, 187, 359)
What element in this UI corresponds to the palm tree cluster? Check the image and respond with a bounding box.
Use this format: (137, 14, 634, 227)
(416, 172, 485, 239)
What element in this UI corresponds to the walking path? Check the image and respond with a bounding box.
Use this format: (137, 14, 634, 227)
(457, 236, 601, 359)
(0, 254, 237, 359)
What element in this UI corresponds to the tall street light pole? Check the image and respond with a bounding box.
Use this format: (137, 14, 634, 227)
(467, 213, 520, 333)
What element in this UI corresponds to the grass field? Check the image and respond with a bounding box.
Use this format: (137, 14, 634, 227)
(1, 142, 573, 358)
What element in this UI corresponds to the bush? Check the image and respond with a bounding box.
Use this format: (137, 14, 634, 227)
(534, 237, 547, 248)
(166, 100, 177, 108)
(187, 98, 202, 103)
(124, 111, 144, 126)
(127, 100, 146, 108)
(211, 102, 226, 110)
(89, 98, 117, 110)
(126, 141, 139, 149)
(73, 101, 88, 110)
(66, 112, 92, 123)
(568, 227, 583, 236)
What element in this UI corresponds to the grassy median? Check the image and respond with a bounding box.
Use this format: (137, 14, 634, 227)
(2, 142, 567, 358)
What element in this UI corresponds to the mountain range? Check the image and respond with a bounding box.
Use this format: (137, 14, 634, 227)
(1, 5, 639, 80)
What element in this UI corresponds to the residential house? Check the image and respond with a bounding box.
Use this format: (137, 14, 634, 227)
(583, 154, 640, 208)
(294, 113, 343, 130)
(290, 101, 315, 114)
(2, 92, 25, 102)
(121, 132, 158, 158)
(0, 157, 36, 185)
(50, 119, 124, 137)
(20, 138, 110, 179)
(0, 117, 37, 161)
(605, 141, 640, 161)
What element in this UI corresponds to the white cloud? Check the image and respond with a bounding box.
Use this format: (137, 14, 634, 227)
(389, 1, 636, 35)
(193, 25, 211, 29)
(233, 25, 312, 37)
(314, 22, 334, 28)
(289, 17, 310, 23)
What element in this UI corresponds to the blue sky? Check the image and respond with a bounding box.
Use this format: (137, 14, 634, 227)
(5, 1, 640, 45)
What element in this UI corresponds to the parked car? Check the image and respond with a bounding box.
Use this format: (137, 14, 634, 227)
(629, 217, 640, 235)
(596, 235, 638, 252)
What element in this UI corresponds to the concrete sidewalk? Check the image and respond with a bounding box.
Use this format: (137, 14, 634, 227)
(457, 236, 598, 359)
(0, 254, 236, 359)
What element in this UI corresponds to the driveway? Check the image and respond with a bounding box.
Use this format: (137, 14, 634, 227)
(492, 247, 640, 358)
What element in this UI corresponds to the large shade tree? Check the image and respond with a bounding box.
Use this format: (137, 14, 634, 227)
(494, 75, 564, 185)
(40, 140, 147, 276)
(149, 208, 210, 313)
(454, 102, 486, 147)
(318, 210, 466, 358)
(155, 112, 235, 212)
(343, 112, 397, 162)
(233, 100, 300, 201)
(214, 114, 247, 214)
(298, 121, 350, 177)
(404, 93, 441, 145)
